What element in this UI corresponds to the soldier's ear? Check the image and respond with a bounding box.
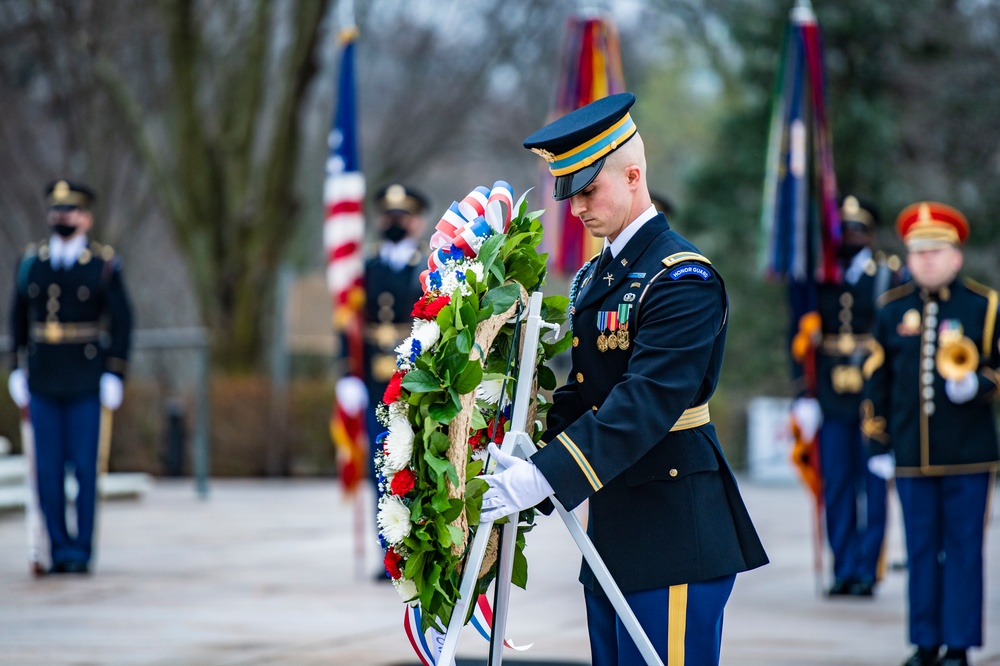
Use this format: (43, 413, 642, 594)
(624, 164, 641, 189)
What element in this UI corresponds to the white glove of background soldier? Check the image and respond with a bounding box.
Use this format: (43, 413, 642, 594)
(481, 443, 554, 523)
(791, 396, 822, 441)
(945, 372, 978, 404)
(867, 453, 895, 480)
(7, 368, 29, 409)
(335, 375, 369, 416)
(100, 373, 124, 411)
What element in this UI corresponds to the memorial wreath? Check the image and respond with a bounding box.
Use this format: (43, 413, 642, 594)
(374, 182, 571, 632)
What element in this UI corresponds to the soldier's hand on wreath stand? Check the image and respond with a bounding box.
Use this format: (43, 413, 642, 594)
(481, 443, 553, 522)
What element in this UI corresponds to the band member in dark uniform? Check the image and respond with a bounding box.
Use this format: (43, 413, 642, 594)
(789, 195, 902, 597)
(863, 201, 999, 666)
(482, 93, 768, 665)
(7, 180, 133, 575)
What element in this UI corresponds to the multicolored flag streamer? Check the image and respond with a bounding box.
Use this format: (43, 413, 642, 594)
(760, 0, 842, 309)
(325, 27, 368, 496)
(541, 13, 626, 275)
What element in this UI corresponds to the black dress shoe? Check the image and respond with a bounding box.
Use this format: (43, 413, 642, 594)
(903, 646, 941, 666)
(939, 648, 969, 666)
(826, 578, 855, 596)
(848, 579, 875, 597)
(55, 561, 90, 574)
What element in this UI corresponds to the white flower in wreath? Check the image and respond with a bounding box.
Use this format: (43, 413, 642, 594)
(466, 260, 485, 284)
(393, 576, 419, 605)
(439, 260, 474, 297)
(395, 337, 415, 371)
(476, 377, 505, 404)
(412, 319, 441, 352)
(377, 494, 412, 545)
(384, 414, 414, 472)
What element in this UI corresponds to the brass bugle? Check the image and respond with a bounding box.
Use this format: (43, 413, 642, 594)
(936, 335, 979, 381)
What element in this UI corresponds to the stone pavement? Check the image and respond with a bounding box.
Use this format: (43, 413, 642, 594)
(0, 478, 998, 666)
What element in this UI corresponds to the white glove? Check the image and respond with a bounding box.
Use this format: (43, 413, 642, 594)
(100, 373, 124, 411)
(335, 375, 369, 416)
(867, 453, 895, 480)
(481, 443, 554, 523)
(791, 397, 822, 441)
(945, 372, 978, 404)
(8, 368, 29, 408)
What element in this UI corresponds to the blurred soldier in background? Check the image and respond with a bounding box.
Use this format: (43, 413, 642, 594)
(790, 195, 902, 597)
(648, 191, 674, 218)
(336, 183, 428, 578)
(7, 180, 133, 575)
(863, 202, 998, 666)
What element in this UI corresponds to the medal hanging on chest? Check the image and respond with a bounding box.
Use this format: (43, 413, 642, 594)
(595, 303, 632, 352)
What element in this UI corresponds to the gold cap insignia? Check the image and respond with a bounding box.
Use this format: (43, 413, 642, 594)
(530, 147, 557, 163)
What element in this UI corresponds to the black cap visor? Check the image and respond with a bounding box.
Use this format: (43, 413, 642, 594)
(552, 157, 605, 201)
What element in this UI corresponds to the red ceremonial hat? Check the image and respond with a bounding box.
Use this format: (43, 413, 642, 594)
(895, 201, 969, 249)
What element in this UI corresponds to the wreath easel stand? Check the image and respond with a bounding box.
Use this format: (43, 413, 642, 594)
(438, 291, 665, 666)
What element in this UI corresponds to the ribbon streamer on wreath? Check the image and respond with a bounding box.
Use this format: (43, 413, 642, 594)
(421, 181, 516, 292)
(404, 594, 533, 666)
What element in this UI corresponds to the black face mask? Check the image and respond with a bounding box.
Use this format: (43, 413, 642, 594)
(52, 223, 77, 238)
(382, 222, 407, 243)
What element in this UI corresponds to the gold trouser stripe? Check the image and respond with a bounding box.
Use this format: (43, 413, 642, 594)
(668, 583, 688, 665)
(556, 432, 602, 492)
(670, 404, 710, 432)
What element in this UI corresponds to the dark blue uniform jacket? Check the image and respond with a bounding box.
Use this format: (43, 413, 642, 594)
(532, 213, 768, 592)
(9, 240, 132, 399)
(863, 277, 1000, 475)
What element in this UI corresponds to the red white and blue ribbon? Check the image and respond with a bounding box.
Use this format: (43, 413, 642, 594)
(420, 181, 516, 292)
(404, 594, 533, 664)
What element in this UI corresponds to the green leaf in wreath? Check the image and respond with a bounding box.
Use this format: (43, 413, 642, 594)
(511, 543, 529, 589)
(427, 401, 459, 422)
(427, 430, 450, 455)
(424, 450, 458, 485)
(537, 364, 557, 391)
(459, 301, 478, 330)
(401, 369, 441, 393)
(477, 234, 505, 274)
(481, 283, 522, 316)
(441, 498, 464, 523)
(455, 327, 473, 355)
(452, 361, 483, 394)
(469, 406, 488, 432)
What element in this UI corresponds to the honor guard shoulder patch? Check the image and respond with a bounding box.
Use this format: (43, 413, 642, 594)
(669, 264, 711, 281)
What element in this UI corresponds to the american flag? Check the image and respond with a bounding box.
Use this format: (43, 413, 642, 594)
(325, 28, 367, 495)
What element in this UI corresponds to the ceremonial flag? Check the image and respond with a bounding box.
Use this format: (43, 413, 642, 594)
(325, 27, 367, 496)
(542, 13, 626, 275)
(760, 0, 841, 310)
(760, 0, 839, 591)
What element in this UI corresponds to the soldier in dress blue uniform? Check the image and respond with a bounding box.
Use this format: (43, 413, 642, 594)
(862, 202, 999, 666)
(481, 93, 768, 665)
(336, 183, 428, 578)
(7, 180, 133, 575)
(789, 195, 902, 597)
